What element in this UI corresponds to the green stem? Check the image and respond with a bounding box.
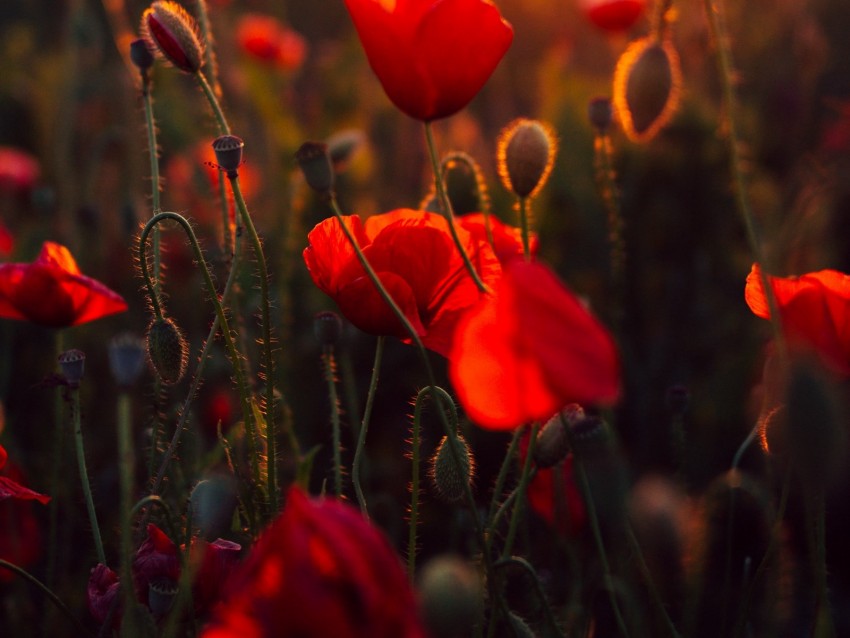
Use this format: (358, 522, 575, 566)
(0, 559, 93, 637)
(141, 73, 162, 291)
(218, 171, 233, 256)
(517, 197, 532, 261)
(194, 0, 219, 95)
(487, 429, 524, 523)
(810, 486, 835, 638)
(231, 176, 283, 514)
(46, 329, 65, 589)
(322, 345, 343, 498)
(490, 467, 538, 534)
(494, 557, 565, 638)
(116, 391, 138, 635)
(501, 424, 538, 560)
(408, 387, 428, 581)
(130, 495, 178, 539)
(423, 122, 489, 293)
(71, 385, 106, 565)
(353, 336, 385, 517)
(194, 71, 230, 136)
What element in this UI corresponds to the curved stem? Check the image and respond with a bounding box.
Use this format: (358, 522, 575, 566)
(494, 557, 565, 638)
(194, 71, 230, 136)
(130, 494, 178, 537)
(71, 385, 106, 565)
(231, 176, 282, 514)
(353, 336, 385, 517)
(423, 122, 489, 293)
(0, 559, 93, 637)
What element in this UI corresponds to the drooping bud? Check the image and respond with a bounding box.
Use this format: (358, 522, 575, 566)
(211, 135, 244, 178)
(588, 96, 614, 133)
(141, 1, 205, 74)
(418, 555, 482, 638)
(313, 311, 342, 347)
(295, 141, 335, 197)
(190, 475, 238, 540)
(146, 317, 188, 385)
(130, 38, 155, 72)
(443, 152, 490, 215)
(58, 349, 86, 388)
(109, 333, 147, 388)
(497, 118, 557, 199)
(534, 404, 585, 468)
(430, 434, 475, 504)
(613, 36, 681, 142)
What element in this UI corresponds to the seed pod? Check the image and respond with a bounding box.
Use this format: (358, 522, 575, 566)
(58, 349, 86, 387)
(146, 317, 188, 385)
(418, 555, 482, 638)
(109, 333, 147, 388)
(613, 36, 681, 142)
(497, 118, 557, 199)
(141, 1, 205, 74)
(430, 434, 475, 504)
(211, 135, 244, 178)
(295, 141, 335, 197)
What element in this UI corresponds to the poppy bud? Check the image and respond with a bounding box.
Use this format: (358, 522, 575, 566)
(130, 38, 155, 72)
(588, 96, 614, 133)
(569, 415, 611, 456)
(295, 141, 335, 197)
(430, 434, 475, 504)
(313, 311, 342, 347)
(109, 333, 146, 388)
(535, 404, 585, 469)
(148, 577, 178, 618)
(191, 475, 238, 540)
(146, 317, 188, 385)
(418, 555, 482, 638)
(497, 118, 557, 199)
(141, 1, 205, 74)
(442, 152, 490, 216)
(58, 349, 86, 387)
(211, 135, 244, 178)
(613, 36, 681, 142)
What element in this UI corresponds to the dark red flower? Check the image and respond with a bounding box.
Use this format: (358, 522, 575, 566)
(0, 241, 127, 328)
(0, 448, 48, 583)
(745, 263, 850, 376)
(236, 14, 306, 71)
(580, 0, 645, 32)
(133, 524, 181, 608)
(449, 260, 620, 429)
(0, 444, 50, 504)
(191, 538, 242, 615)
(88, 563, 121, 625)
(0, 146, 39, 193)
(201, 488, 425, 638)
(456, 213, 538, 265)
(303, 209, 500, 356)
(343, 0, 514, 121)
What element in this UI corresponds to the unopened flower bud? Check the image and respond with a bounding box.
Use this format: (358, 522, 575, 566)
(313, 311, 342, 347)
(430, 434, 475, 504)
(569, 415, 610, 456)
(588, 96, 614, 133)
(148, 577, 178, 618)
(535, 404, 585, 468)
(418, 556, 482, 638)
(211, 135, 244, 178)
(295, 141, 335, 197)
(146, 317, 188, 385)
(130, 38, 155, 72)
(141, 1, 205, 74)
(497, 118, 557, 199)
(59, 349, 86, 387)
(443, 152, 490, 215)
(109, 333, 146, 387)
(613, 36, 681, 142)
(191, 475, 238, 540)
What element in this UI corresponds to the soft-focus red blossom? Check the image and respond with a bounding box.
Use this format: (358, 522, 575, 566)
(456, 213, 537, 264)
(303, 209, 500, 356)
(0, 448, 48, 583)
(0, 241, 127, 328)
(0, 221, 13, 258)
(520, 434, 586, 536)
(745, 263, 850, 376)
(0, 146, 39, 193)
(133, 524, 181, 608)
(343, 0, 514, 121)
(191, 538, 242, 615)
(236, 14, 306, 71)
(580, 0, 645, 32)
(201, 488, 426, 638)
(449, 260, 620, 429)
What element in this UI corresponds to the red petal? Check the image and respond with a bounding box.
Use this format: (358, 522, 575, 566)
(303, 215, 369, 296)
(0, 476, 50, 504)
(336, 270, 427, 340)
(0, 444, 6, 471)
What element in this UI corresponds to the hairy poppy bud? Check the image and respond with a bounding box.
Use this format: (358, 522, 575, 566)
(497, 118, 557, 199)
(418, 555, 482, 638)
(313, 311, 342, 347)
(211, 135, 244, 178)
(535, 404, 585, 468)
(141, 1, 205, 74)
(295, 141, 335, 197)
(588, 96, 614, 133)
(130, 38, 155, 72)
(146, 317, 188, 385)
(613, 36, 681, 142)
(430, 434, 475, 504)
(109, 333, 146, 388)
(59, 349, 86, 387)
(432, 152, 490, 216)
(191, 475, 238, 540)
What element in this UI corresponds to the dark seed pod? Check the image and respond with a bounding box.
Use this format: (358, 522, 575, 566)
(613, 36, 681, 142)
(146, 317, 188, 385)
(295, 141, 335, 197)
(430, 434, 475, 504)
(58, 349, 86, 387)
(212, 135, 244, 178)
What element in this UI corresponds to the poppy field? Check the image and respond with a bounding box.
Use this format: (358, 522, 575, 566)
(2, 0, 850, 636)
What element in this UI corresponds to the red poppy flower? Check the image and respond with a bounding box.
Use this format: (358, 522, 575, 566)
(580, 0, 645, 32)
(0, 444, 50, 505)
(0, 146, 39, 193)
(745, 263, 850, 376)
(0, 242, 127, 328)
(343, 0, 514, 121)
(88, 563, 121, 625)
(133, 523, 181, 608)
(201, 488, 426, 638)
(449, 260, 620, 429)
(456, 213, 538, 264)
(303, 209, 500, 356)
(236, 14, 306, 71)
